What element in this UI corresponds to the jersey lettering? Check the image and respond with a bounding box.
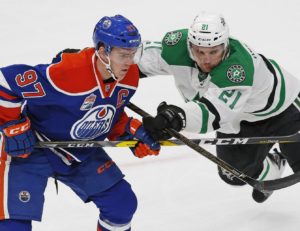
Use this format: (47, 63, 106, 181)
(22, 83, 46, 98)
(218, 90, 242, 109)
(15, 70, 46, 98)
(15, 70, 37, 87)
(117, 89, 129, 108)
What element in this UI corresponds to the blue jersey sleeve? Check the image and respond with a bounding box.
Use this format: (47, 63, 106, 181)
(0, 64, 49, 99)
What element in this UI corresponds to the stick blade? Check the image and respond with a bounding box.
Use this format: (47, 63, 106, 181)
(254, 172, 300, 191)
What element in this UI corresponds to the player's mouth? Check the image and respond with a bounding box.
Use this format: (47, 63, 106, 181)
(201, 64, 213, 72)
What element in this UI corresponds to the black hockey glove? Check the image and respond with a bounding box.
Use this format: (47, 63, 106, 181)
(143, 102, 186, 140)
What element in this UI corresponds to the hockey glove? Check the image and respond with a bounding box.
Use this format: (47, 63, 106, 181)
(120, 118, 160, 158)
(143, 101, 186, 140)
(0, 116, 36, 158)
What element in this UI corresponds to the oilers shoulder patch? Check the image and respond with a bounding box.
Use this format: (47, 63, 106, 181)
(19, 191, 31, 203)
(164, 31, 183, 46)
(227, 65, 246, 83)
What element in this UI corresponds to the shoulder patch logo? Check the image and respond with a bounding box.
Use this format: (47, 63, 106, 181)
(81, 93, 97, 111)
(227, 65, 246, 83)
(164, 31, 182, 46)
(19, 191, 31, 203)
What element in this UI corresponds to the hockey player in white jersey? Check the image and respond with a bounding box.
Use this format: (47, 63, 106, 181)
(139, 12, 300, 202)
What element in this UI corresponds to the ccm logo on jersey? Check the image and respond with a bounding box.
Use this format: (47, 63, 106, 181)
(3, 118, 31, 137)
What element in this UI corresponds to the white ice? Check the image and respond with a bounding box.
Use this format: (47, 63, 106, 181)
(1, 0, 300, 230)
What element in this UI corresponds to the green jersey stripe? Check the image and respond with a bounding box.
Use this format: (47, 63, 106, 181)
(198, 103, 209, 133)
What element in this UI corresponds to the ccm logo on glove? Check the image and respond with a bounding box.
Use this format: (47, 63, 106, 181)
(3, 118, 31, 136)
(0, 116, 36, 157)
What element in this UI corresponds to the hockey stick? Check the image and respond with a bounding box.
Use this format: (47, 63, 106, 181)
(126, 102, 300, 192)
(35, 131, 300, 149)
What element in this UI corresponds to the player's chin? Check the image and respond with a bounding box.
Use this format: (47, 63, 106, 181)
(117, 70, 128, 80)
(200, 65, 212, 73)
(115, 73, 126, 81)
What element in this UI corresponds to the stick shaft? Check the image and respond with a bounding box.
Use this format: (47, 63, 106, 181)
(126, 102, 300, 192)
(35, 131, 300, 149)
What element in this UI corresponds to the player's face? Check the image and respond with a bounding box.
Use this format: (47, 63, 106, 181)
(190, 44, 225, 73)
(109, 47, 138, 81)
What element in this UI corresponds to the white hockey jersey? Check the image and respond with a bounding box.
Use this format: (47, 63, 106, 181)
(138, 29, 300, 134)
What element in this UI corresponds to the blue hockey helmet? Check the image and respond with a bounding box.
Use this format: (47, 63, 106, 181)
(93, 15, 141, 54)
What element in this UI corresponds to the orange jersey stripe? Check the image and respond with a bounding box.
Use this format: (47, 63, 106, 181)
(0, 105, 21, 125)
(48, 48, 140, 94)
(48, 48, 98, 94)
(0, 91, 18, 100)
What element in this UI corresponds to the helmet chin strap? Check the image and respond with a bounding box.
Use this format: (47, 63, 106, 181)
(222, 41, 230, 60)
(95, 50, 118, 81)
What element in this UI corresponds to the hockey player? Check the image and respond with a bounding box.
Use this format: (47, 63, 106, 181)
(0, 15, 160, 231)
(138, 12, 300, 203)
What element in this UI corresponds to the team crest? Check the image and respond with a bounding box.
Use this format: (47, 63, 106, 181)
(19, 191, 30, 203)
(80, 94, 96, 111)
(102, 19, 112, 29)
(164, 31, 182, 46)
(227, 65, 246, 83)
(71, 105, 116, 140)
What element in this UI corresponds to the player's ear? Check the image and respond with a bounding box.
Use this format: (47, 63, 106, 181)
(98, 46, 109, 61)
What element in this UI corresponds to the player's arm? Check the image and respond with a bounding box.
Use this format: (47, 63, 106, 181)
(107, 111, 160, 158)
(185, 87, 251, 133)
(143, 87, 251, 138)
(137, 41, 172, 78)
(0, 68, 36, 158)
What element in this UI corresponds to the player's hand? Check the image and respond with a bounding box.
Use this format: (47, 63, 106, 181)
(143, 101, 186, 140)
(0, 116, 36, 158)
(121, 118, 160, 158)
